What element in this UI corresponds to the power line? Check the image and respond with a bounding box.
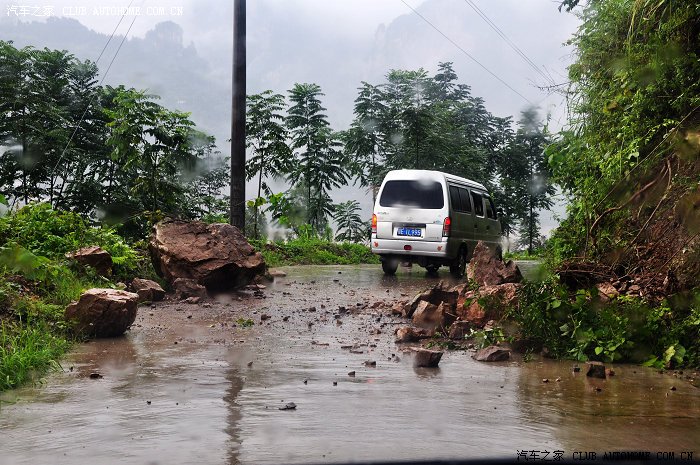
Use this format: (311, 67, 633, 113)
(52, 1, 142, 177)
(463, 0, 555, 86)
(399, 0, 533, 105)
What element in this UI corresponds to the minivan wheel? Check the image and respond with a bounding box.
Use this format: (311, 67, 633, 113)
(381, 259, 399, 275)
(450, 247, 467, 278)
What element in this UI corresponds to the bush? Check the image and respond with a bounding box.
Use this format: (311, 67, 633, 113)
(0, 203, 140, 277)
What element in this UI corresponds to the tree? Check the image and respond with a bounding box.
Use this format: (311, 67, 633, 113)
(245, 90, 291, 238)
(511, 108, 554, 253)
(333, 200, 366, 243)
(287, 83, 349, 233)
(343, 82, 386, 203)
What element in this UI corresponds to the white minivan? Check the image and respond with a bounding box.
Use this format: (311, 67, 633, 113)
(370, 169, 502, 276)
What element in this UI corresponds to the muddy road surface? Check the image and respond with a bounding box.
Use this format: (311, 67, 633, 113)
(1, 263, 700, 464)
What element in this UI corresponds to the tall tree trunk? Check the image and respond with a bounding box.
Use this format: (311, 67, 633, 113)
(255, 163, 263, 239)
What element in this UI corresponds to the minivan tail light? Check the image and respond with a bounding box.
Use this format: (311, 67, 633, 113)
(371, 214, 377, 234)
(442, 217, 451, 237)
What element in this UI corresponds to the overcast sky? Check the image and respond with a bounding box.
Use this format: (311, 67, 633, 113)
(3, 0, 581, 237)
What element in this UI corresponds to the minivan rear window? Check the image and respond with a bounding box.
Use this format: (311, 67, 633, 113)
(379, 180, 444, 209)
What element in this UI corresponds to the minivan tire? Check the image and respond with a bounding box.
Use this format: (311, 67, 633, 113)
(450, 247, 467, 278)
(381, 259, 399, 275)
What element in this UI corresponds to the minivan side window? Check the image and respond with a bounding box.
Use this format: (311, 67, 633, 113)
(449, 185, 463, 211)
(458, 187, 472, 213)
(471, 191, 484, 217)
(485, 196, 497, 220)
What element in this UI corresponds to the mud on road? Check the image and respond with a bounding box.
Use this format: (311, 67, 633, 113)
(1, 264, 700, 464)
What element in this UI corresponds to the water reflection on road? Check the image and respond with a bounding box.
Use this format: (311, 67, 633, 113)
(1, 263, 699, 464)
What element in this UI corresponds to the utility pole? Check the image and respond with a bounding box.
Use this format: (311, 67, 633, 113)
(230, 0, 246, 230)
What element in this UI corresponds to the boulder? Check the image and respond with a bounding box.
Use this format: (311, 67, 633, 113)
(66, 246, 112, 276)
(406, 281, 458, 318)
(412, 348, 443, 368)
(456, 283, 521, 327)
(412, 300, 456, 329)
(149, 220, 266, 291)
(586, 361, 607, 379)
(466, 241, 522, 286)
(473, 345, 511, 362)
(395, 326, 433, 343)
(130, 278, 165, 302)
(65, 288, 139, 337)
(173, 278, 207, 300)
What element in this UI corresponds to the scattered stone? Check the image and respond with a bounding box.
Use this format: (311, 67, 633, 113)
(406, 282, 458, 318)
(65, 288, 139, 338)
(364, 360, 377, 367)
(473, 345, 511, 362)
(149, 219, 266, 291)
(555, 377, 562, 382)
(542, 378, 550, 383)
(670, 386, 677, 391)
(303, 379, 308, 384)
(268, 269, 287, 278)
(586, 361, 607, 379)
(66, 246, 112, 276)
(130, 278, 165, 303)
(395, 326, 432, 343)
(348, 371, 356, 377)
(448, 321, 472, 339)
(283, 316, 290, 322)
(89, 372, 103, 379)
(456, 283, 521, 327)
(173, 278, 207, 300)
(606, 368, 616, 377)
(333, 381, 338, 386)
(596, 282, 619, 302)
(466, 241, 522, 286)
(279, 402, 297, 410)
(146, 400, 151, 405)
(412, 348, 443, 368)
(260, 314, 271, 321)
(573, 366, 581, 373)
(247, 361, 253, 367)
(184, 296, 201, 305)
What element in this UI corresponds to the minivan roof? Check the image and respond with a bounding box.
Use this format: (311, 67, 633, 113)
(383, 169, 487, 191)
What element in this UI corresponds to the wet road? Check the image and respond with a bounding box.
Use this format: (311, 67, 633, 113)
(1, 263, 699, 464)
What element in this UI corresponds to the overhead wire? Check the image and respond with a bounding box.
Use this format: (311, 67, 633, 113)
(399, 0, 533, 105)
(51, 0, 143, 176)
(462, 0, 556, 87)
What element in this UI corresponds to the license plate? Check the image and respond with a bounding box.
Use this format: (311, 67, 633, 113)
(397, 227, 421, 237)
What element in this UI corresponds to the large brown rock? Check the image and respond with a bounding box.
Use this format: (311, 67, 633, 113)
(65, 288, 139, 337)
(130, 278, 165, 302)
(406, 281, 458, 318)
(467, 241, 522, 287)
(66, 246, 112, 276)
(456, 283, 521, 327)
(412, 300, 456, 329)
(395, 326, 433, 343)
(412, 348, 443, 368)
(473, 345, 511, 362)
(149, 220, 266, 291)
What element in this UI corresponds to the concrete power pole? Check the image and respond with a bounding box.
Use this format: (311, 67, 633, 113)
(230, 0, 246, 230)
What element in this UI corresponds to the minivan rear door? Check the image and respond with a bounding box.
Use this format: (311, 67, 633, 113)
(375, 179, 447, 241)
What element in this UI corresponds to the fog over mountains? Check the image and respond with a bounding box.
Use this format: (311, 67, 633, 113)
(0, 0, 580, 233)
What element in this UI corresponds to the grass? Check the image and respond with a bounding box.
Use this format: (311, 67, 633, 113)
(0, 318, 70, 391)
(250, 238, 380, 267)
(503, 250, 543, 261)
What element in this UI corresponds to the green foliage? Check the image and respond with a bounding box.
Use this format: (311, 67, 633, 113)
(236, 318, 254, 328)
(250, 238, 379, 267)
(467, 326, 507, 349)
(548, 0, 700, 260)
(509, 278, 700, 367)
(333, 200, 367, 243)
(1, 318, 69, 391)
(0, 203, 138, 277)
